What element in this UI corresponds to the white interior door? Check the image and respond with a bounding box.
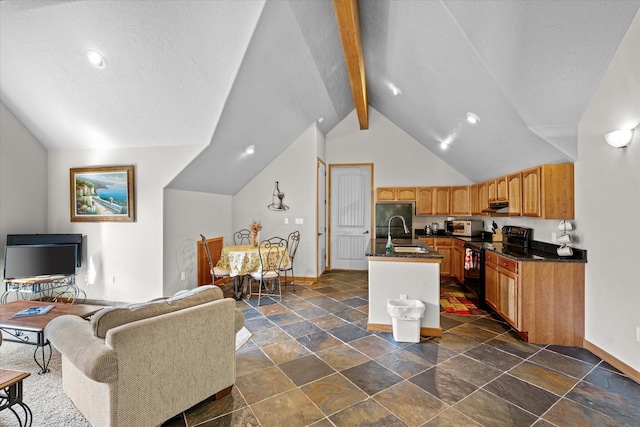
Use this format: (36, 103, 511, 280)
(329, 165, 372, 270)
(317, 160, 327, 276)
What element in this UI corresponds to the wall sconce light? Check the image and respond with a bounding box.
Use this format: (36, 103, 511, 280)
(267, 181, 289, 211)
(604, 128, 634, 148)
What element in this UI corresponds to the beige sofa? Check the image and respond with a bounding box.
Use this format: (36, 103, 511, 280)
(45, 285, 245, 427)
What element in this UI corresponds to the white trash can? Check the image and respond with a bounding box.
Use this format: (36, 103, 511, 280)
(387, 298, 426, 343)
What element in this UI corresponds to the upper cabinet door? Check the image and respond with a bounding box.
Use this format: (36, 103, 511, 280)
(507, 172, 522, 216)
(450, 186, 470, 216)
(496, 176, 508, 201)
(522, 167, 542, 217)
(416, 187, 435, 215)
(488, 179, 497, 202)
(396, 187, 416, 201)
(433, 187, 451, 215)
(376, 187, 395, 201)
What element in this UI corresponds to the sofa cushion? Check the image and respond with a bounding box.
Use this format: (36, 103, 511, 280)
(91, 285, 223, 338)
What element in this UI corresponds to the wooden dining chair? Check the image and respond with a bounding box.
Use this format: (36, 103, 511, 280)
(200, 234, 234, 290)
(280, 230, 300, 291)
(233, 229, 252, 245)
(250, 236, 287, 306)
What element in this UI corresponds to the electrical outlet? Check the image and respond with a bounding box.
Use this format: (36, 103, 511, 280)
(284, 218, 289, 224)
(551, 232, 557, 243)
(111, 275, 116, 285)
(636, 326, 640, 342)
(180, 272, 186, 280)
(295, 218, 303, 225)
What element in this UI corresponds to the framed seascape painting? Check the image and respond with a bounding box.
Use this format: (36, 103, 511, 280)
(70, 165, 135, 222)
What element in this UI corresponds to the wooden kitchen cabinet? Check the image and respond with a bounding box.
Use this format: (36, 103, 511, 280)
(484, 249, 585, 346)
(522, 163, 574, 219)
(487, 179, 497, 202)
(484, 254, 499, 311)
(418, 237, 452, 277)
(477, 181, 489, 213)
(377, 187, 416, 201)
(496, 176, 508, 201)
(450, 186, 470, 216)
(452, 238, 465, 282)
(376, 187, 396, 201)
(470, 183, 481, 215)
(433, 187, 450, 215)
(497, 259, 519, 327)
(507, 172, 522, 216)
(416, 187, 435, 215)
(416, 186, 449, 216)
(484, 251, 520, 329)
(435, 238, 452, 276)
(396, 187, 416, 200)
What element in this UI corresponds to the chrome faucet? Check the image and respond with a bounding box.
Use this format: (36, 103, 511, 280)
(387, 215, 409, 243)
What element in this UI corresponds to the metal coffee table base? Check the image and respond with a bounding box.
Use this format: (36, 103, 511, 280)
(0, 371, 33, 427)
(0, 329, 52, 375)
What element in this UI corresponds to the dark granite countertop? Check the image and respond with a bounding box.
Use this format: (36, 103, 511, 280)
(483, 241, 587, 263)
(366, 239, 443, 259)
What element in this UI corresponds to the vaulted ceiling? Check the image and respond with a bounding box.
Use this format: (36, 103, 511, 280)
(1, 1, 638, 194)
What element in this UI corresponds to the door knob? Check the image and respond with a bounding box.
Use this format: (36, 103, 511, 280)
(362, 230, 369, 234)
(318, 233, 323, 236)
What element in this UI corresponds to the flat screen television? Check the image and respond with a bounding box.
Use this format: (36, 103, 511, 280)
(6, 234, 82, 267)
(3, 244, 78, 279)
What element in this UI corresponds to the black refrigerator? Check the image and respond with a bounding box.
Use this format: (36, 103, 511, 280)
(375, 203, 413, 239)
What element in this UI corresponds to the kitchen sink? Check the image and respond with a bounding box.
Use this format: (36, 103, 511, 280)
(393, 246, 427, 253)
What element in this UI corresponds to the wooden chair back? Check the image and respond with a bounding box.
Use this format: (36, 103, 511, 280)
(197, 235, 224, 286)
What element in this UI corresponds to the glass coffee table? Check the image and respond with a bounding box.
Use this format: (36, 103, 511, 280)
(0, 301, 103, 374)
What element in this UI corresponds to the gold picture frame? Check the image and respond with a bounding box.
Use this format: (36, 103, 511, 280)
(70, 165, 135, 222)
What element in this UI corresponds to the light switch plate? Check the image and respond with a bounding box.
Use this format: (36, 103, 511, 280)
(636, 326, 640, 342)
(284, 218, 289, 224)
(295, 218, 303, 224)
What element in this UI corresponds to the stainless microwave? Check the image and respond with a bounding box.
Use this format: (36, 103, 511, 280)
(452, 220, 484, 236)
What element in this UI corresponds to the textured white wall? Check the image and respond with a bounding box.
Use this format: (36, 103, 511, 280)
(47, 145, 202, 302)
(326, 107, 472, 187)
(0, 102, 48, 266)
(163, 188, 232, 296)
(232, 123, 320, 279)
(577, 11, 640, 372)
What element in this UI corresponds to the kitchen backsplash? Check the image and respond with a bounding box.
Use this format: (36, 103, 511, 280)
(413, 216, 581, 247)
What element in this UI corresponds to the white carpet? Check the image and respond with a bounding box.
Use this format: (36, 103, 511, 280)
(0, 340, 90, 427)
(0, 327, 252, 426)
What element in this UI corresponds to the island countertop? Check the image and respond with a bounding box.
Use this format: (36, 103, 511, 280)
(366, 238, 443, 259)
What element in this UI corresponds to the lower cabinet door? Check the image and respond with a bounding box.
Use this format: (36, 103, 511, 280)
(498, 269, 519, 328)
(485, 261, 499, 311)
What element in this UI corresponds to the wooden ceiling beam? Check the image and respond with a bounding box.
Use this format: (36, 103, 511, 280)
(333, 0, 368, 129)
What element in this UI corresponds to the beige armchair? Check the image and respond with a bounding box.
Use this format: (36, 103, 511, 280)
(46, 285, 244, 427)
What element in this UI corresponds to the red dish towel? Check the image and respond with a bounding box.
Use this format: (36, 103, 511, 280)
(464, 248, 472, 270)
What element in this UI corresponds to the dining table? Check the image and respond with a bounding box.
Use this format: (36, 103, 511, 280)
(216, 244, 291, 298)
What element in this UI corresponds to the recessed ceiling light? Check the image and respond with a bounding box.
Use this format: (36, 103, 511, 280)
(317, 117, 325, 124)
(87, 50, 106, 69)
(466, 112, 480, 125)
(244, 145, 255, 155)
(440, 142, 449, 150)
(391, 85, 402, 96)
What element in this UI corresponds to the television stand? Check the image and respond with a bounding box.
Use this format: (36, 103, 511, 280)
(1, 275, 85, 304)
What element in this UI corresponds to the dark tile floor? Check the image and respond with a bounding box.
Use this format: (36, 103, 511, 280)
(164, 271, 640, 427)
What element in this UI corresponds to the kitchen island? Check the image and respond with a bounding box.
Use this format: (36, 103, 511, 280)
(366, 239, 443, 338)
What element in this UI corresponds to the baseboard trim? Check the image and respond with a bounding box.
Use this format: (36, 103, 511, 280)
(583, 339, 640, 384)
(367, 323, 442, 338)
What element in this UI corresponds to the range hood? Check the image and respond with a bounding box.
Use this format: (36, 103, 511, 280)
(482, 200, 510, 214)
